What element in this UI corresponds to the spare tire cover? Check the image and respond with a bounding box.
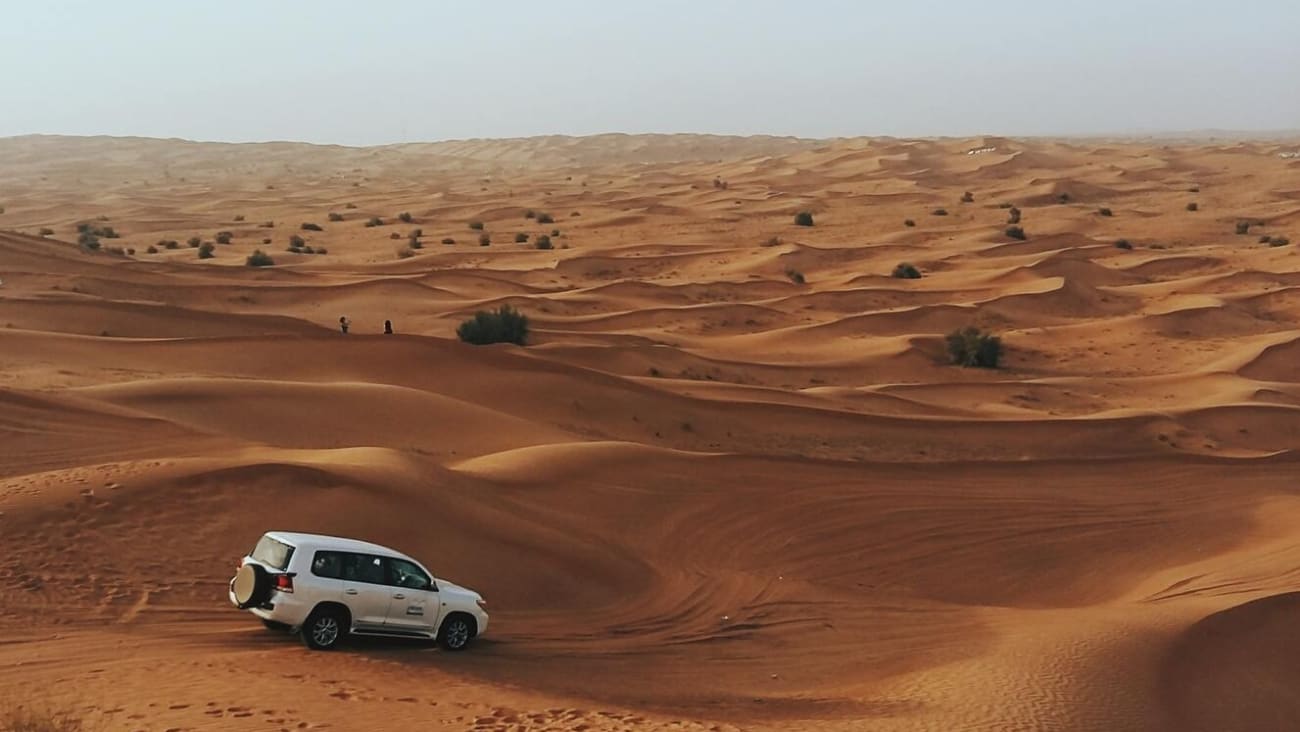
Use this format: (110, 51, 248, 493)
(232, 563, 271, 609)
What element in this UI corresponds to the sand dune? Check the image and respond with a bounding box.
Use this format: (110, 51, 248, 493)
(1, 133, 1299, 730)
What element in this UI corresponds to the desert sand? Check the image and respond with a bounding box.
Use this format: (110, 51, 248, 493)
(0, 132, 1297, 731)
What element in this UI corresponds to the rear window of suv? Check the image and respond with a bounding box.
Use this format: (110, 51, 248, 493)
(251, 535, 295, 570)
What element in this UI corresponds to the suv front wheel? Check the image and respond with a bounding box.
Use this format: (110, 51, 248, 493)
(438, 614, 474, 651)
(302, 607, 348, 651)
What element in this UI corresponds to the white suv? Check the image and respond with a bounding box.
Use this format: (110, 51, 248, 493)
(228, 532, 489, 651)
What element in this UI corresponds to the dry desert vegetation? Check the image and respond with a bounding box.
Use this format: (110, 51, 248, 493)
(0, 133, 1298, 731)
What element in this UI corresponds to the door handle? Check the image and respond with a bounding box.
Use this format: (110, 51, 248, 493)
(393, 593, 405, 599)
(345, 589, 358, 595)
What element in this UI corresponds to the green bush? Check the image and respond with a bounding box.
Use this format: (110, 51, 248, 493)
(301, 222, 323, 231)
(794, 211, 814, 227)
(289, 234, 306, 248)
(215, 231, 233, 244)
(892, 263, 922, 279)
(78, 232, 100, 250)
(246, 250, 274, 267)
(365, 216, 383, 227)
(163, 239, 179, 250)
(328, 212, 344, 222)
(187, 236, 202, 248)
(1236, 221, 1252, 235)
(535, 234, 553, 250)
(1268, 236, 1290, 247)
(537, 213, 555, 224)
(1005, 226, 1026, 240)
(551, 228, 561, 237)
(468, 220, 485, 230)
(198, 242, 216, 259)
(515, 232, 529, 243)
(457, 305, 529, 346)
(398, 212, 413, 223)
(946, 326, 1002, 368)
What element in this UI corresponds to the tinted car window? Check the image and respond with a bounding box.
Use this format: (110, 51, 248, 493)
(311, 550, 344, 579)
(252, 535, 294, 570)
(387, 558, 432, 590)
(340, 553, 386, 584)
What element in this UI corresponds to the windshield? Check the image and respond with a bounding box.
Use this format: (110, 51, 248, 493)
(251, 535, 295, 570)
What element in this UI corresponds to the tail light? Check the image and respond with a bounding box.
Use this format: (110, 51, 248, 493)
(273, 573, 295, 593)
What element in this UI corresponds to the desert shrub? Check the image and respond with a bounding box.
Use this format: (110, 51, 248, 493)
(163, 239, 179, 250)
(38, 227, 54, 236)
(932, 208, 949, 217)
(537, 213, 555, 224)
(187, 236, 202, 248)
(904, 219, 916, 227)
(389, 232, 402, 240)
(441, 237, 455, 245)
(126, 247, 135, 255)
(457, 305, 529, 346)
(892, 263, 922, 279)
(398, 212, 413, 223)
(1269, 236, 1290, 247)
(410, 228, 422, 238)
(468, 220, 484, 230)
(785, 268, 806, 284)
(998, 202, 1014, 209)
(233, 214, 245, 222)
(1189, 186, 1200, 193)
(1057, 193, 1070, 204)
(345, 203, 357, 209)
(1098, 207, 1113, 217)
(302, 222, 323, 231)
(145, 245, 158, 254)
(289, 234, 306, 248)
(364, 216, 383, 227)
(479, 233, 491, 246)
(535, 234, 553, 250)
(961, 191, 974, 203)
(246, 250, 274, 267)
(409, 236, 423, 249)
(1259, 235, 1273, 244)
(328, 212, 344, 222)
(302, 245, 315, 254)
(1186, 202, 1199, 212)
(794, 211, 815, 227)
(525, 210, 536, 219)
(571, 211, 581, 217)
(1005, 226, 1026, 240)
(215, 231, 233, 244)
(259, 221, 275, 228)
(946, 326, 1002, 368)
(262, 237, 272, 245)
(315, 246, 328, 254)
(1007, 207, 1022, 224)
(1236, 221, 1252, 235)
(551, 228, 561, 237)
(101, 226, 119, 238)
(198, 242, 215, 259)
(396, 247, 415, 259)
(1115, 239, 1133, 250)
(762, 236, 783, 247)
(78, 232, 100, 250)
(515, 232, 529, 243)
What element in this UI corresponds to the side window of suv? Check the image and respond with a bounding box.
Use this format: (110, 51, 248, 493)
(387, 558, 433, 591)
(340, 552, 386, 584)
(311, 550, 344, 579)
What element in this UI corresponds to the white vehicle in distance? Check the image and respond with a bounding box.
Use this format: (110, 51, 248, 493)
(229, 531, 488, 651)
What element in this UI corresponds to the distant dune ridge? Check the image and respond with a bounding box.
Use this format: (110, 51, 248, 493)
(0, 132, 1299, 731)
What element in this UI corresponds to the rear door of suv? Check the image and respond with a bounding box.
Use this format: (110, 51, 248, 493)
(338, 552, 392, 629)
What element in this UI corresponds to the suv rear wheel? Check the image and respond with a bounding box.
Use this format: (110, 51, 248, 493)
(302, 607, 348, 651)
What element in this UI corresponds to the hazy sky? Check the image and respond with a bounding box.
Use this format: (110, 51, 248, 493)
(3, 0, 1298, 145)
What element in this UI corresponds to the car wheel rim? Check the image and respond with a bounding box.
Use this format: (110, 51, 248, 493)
(447, 621, 469, 648)
(312, 617, 339, 646)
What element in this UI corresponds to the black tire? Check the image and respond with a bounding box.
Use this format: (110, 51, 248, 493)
(301, 607, 348, 651)
(437, 614, 475, 651)
(232, 564, 271, 609)
(261, 619, 291, 632)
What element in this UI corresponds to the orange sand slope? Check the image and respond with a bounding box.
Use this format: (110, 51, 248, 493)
(0, 133, 1298, 731)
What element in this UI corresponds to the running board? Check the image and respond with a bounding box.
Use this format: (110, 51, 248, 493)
(351, 627, 435, 639)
